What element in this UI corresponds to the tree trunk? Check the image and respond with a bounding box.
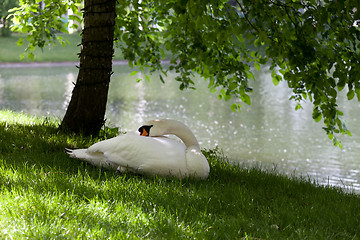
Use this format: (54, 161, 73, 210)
(60, 0, 116, 135)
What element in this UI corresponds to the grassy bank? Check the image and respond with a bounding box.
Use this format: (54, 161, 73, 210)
(0, 110, 359, 239)
(0, 34, 124, 62)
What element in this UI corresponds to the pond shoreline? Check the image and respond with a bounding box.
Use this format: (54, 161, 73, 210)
(0, 60, 171, 68)
(0, 60, 126, 68)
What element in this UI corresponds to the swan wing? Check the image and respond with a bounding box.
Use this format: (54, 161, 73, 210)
(87, 132, 187, 176)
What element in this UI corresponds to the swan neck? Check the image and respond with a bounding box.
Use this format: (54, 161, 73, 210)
(167, 122, 200, 148)
(175, 131, 200, 149)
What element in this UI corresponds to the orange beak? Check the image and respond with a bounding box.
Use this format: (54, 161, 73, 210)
(140, 128, 149, 136)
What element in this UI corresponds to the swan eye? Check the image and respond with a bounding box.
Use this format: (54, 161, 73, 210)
(138, 125, 153, 136)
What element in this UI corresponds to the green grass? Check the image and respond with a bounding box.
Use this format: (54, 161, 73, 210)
(0, 33, 124, 62)
(0, 110, 359, 239)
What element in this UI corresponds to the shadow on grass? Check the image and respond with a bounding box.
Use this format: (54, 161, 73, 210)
(1, 119, 360, 239)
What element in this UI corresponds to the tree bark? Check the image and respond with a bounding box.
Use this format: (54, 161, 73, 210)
(60, 0, 116, 135)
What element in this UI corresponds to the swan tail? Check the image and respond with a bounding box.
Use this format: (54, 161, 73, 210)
(65, 148, 89, 159)
(65, 148, 118, 170)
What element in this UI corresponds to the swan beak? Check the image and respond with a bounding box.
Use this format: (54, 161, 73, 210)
(140, 128, 149, 136)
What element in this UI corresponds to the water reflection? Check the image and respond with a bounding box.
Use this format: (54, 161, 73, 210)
(64, 72, 76, 110)
(0, 64, 359, 193)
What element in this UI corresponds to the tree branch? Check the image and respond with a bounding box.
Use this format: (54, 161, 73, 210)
(234, 0, 260, 34)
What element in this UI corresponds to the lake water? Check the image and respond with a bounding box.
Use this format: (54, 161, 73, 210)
(0, 63, 359, 193)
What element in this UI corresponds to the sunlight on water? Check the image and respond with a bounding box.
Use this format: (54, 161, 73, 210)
(0, 64, 359, 193)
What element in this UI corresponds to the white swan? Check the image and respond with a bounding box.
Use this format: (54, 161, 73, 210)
(66, 119, 210, 179)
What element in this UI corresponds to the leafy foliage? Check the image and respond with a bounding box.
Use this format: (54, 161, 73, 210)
(9, 0, 81, 59)
(0, 0, 19, 36)
(8, 0, 360, 145)
(115, 0, 360, 146)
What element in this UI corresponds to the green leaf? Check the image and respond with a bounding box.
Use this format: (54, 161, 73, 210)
(250, 51, 258, 58)
(209, 87, 217, 94)
(130, 71, 138, 76)
(242, 93, 251, 105)
(245, 87, 253, 92)
(355, 88, 360, 101)
(295, 103, 302, 111)
(254, 62, 261, 71)
(314, 114, 322, 122)
(27, 52, 34, 61)
(302, 92, 307, 100)
(246, 71, 255, 80)
(328, 133, 334, 140)
(17, 38, 23, 47)
(159, 74, 165, 83)
(160, 48, 165, 59)
(254, 38, 262, 47)
(313, 107, 322, 122)
(347, 89, 355, 100)
(224, 94, 231, 101)
(220, 89, 226, 96)
(69, 15, 82, 23)
(231, 103, 241, 112)
(332, 137, 343, 149)
(229, 82, 238, 91)
(179, 83, 185, 91)
(272, 75, 280, 86)
(236, 34, 245, 43)
(271, 69, 282, 86)
(336, 110, 344, 116)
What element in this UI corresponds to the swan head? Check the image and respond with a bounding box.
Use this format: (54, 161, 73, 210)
(138, 124, 154, 136)
(138, 119, 167, 137)
(138, 119, 200, 148)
